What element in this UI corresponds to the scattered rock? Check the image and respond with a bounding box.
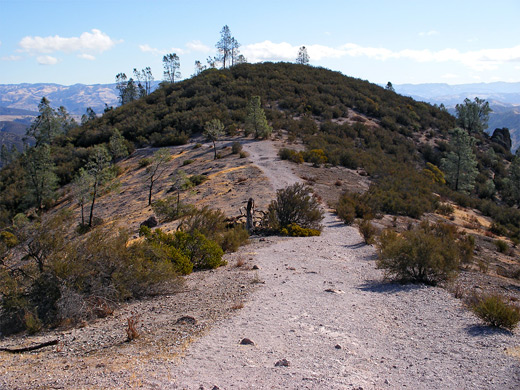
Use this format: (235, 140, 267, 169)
(274, 358, 290, 367)
(212, 386, 220, 390)
(324, 288, 344, 294)
(334, 344, 342, 349)
(176, 316, 197, 325)
(252, 265, 260, 270)
(140, 215, 158, 229)
(239, 338, 255, 345)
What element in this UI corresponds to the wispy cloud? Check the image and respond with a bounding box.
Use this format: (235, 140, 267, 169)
(1, 55, 22, 61)
(186, 40, 211, 53)
(19, 29, 120, 55)
(37, 55, 59, 65)
(139, 44, 184, 56)
(242, 40, 520, 71)
(78, 53, 96, 61)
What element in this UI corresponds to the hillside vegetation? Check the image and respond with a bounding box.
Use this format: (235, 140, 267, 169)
(0, 63, 454, 222)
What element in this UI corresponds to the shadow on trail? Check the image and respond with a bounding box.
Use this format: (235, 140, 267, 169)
(344, 242, 366, 249)
(358, 280, 426, 294)
(465, 324, 512, 337)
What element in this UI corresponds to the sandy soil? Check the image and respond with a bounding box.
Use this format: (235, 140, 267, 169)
(1, 139, 519, 389)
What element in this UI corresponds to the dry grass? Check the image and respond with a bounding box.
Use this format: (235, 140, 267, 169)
(126, 313, 141, 341)
(235, 256, 246, 268)
(230, 301, 245, 310)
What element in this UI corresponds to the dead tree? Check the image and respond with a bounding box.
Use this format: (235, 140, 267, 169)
(246, 198, 255, 233)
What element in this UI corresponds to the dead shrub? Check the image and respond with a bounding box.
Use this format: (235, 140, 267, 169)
(126, 313, 141, 341)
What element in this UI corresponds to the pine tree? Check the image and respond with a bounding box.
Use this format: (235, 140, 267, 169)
(109, 128, 129, 160)
(23, 144, 58, 209)
(441, 128, 478, 193)
(245, 96, 272, 139)
(455, 97, 491, 134)
(296, 46, 310, 65)
(85, 146, 113, 227)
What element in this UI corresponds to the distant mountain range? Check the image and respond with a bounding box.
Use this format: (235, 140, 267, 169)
(394, 82, 520, 151)
(0, 83, 121, 116)
(0, 80, 519, 151)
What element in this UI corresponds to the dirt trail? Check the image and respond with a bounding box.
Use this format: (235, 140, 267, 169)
(165, 140, 520, 389)
(1, 140, 519, 389)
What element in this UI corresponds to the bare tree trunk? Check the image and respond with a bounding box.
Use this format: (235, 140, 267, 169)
(246, 198, 254, 233)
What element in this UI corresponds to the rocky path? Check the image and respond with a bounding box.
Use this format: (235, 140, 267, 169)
(165, 140, 520, 389)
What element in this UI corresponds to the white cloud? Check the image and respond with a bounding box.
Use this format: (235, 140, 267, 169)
(186, 40, 211, 53)
(1, 55, 22, 61)
(139, 44, 184, 56)
(419, 30, 439, 37)
(441, 73, 459, 80)
(243, 40, 520, 72)
(19, 29, 119, 54)
(78, 53, 96, 60)
(37, 55, 59, 65)
(242, 41, 297, 62)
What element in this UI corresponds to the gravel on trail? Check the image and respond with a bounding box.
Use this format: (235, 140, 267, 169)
(167, 140, 520, 389)
(1, 139, 519, 389)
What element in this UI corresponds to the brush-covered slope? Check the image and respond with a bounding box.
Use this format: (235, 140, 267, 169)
(78, 62, 454, 147)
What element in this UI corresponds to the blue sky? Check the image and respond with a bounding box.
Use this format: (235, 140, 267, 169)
(1, 0, 520, 86)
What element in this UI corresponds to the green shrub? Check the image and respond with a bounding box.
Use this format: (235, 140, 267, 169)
(436, 202, 454, 216)
(472, 294, 520, 330)
(377, 222, 461, 285)
(358, 218, 377, 245)
(265, 183, 323, 231)
(138, 157, 152, 168)
(336, 192, 373, 222)
(239, 151, 248, 158)
(185, 174, 208, 187)
(139, 225, 151, 237)
(458, 234, 475, 264)
(173, 230, 225, 270)
(182, 159, 194, 166)
(495, 239, 509, 253)
(303, 149, 328, 167)
(231, 142, 243, 154)
(24, 311, 42, 334)
(280, 223, 321, 237)
(220, 225, 249, 252)
(278, 148, 304, 164)
(152, 196, 194, 222)
(0, 231, 18, 248)
(179, 206, 227, 242)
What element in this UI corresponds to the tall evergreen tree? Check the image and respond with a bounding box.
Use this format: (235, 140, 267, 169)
(296, 46, 310, 65)
(85, 146, 113, 227)
(216, 25, 233, 69)
(23, 144, 58, 209)
(245, 96, 272, 139)
(455, 97, 491, 134)
(109, 128, 129, 160)
(72, 168, 93, 226)
(26, 97, 60, 146)
(441, 128, 478, 193)
(163, 53, 181, 83)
